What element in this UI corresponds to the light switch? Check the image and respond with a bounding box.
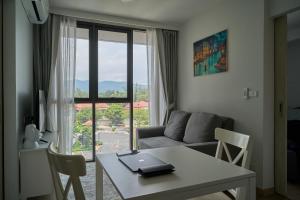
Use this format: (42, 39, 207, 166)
(243, 88, 249, 99)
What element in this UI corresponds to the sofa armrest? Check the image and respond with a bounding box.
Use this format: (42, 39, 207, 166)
(136, 126, 166, 139)
(185, 141, 218, 157)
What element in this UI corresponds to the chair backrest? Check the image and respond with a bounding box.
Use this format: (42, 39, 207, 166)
(215, 128, 251, 199)
(47, 143, 86, 200)
(215, 128, 250, 168)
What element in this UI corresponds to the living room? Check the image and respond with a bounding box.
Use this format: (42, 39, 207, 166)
(1, 0, 300, 200)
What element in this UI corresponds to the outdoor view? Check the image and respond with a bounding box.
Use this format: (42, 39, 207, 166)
(73, 29, 149, 160)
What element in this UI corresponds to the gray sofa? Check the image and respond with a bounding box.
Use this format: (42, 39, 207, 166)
(136, 111, 234, 156)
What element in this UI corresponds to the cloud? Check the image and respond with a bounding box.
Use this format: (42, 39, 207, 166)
(76, 39, 148, 85)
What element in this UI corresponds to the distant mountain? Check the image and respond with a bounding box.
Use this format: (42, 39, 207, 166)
(75, 80, 89, 92)
(99, 81, 126, 92)
(75, 80, 147, 93)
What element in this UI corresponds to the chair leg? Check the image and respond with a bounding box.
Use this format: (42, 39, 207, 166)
(72, 176, 85, 200)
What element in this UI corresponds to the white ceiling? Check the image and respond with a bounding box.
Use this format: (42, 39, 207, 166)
(288, 9, 300, 30)
(288, 9, 300, 41)
(50, 0, 224, 25)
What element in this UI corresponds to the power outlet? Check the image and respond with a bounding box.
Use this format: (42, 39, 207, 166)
(243, 88, 258, 99)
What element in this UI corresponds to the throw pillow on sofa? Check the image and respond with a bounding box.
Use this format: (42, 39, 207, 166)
(164, 110, 191, 141)
(183, 112, 222, 144)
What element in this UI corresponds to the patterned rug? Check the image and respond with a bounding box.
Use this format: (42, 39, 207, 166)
(61, 162, 121, 200)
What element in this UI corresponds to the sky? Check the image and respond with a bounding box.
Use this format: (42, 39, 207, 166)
(76, 39, 148, 85)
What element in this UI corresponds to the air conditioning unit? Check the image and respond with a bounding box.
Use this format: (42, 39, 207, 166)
(21, 0, 49, 24)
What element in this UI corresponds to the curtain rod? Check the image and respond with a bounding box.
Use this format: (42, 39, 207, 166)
(49, 8, 180, 31)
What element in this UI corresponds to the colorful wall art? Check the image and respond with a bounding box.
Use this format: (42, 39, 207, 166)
(193, 30, 228, 76)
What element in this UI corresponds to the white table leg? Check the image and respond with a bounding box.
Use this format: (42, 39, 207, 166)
(245, 176, 256, 200)
(96, 159, 103, 200)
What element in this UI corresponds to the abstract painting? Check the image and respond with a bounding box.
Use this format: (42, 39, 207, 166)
(193, 30, 228, 76)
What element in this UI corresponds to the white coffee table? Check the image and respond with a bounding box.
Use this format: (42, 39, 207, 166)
(96, 146, 256, 200)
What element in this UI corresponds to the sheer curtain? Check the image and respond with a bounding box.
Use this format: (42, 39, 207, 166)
(146, 29, 166, 126)
(47, 15, 77, 154)
(156, 29, 178, 123)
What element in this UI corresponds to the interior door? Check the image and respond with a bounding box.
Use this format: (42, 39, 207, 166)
(274, 15, 287, 196)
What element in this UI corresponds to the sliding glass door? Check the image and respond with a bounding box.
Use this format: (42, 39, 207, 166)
(74, 26, 93, 160)
(95, 28, 132, 155)
(132, 31, 149, 148)
(73, 22, 149, 161)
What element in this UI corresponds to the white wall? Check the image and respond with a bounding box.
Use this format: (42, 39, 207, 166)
(16, 0, 33, 144)
(288, 39, 300, 108)
(3, 0, 33, 199)
(178, 0, 274, 189)
(262, 0, 275, 189)
(3, 0, 17, 198)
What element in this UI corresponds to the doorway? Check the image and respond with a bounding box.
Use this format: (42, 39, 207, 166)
(274, 8, 300, 199)
(286, 9, 300, 200)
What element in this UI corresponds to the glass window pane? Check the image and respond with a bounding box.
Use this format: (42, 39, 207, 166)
(98, 30, 128, 98)
(75, 28, 89, 98)
(133, 31, 149, 149)
(73, 103, 93, 161)
(95, 103, 130, 153)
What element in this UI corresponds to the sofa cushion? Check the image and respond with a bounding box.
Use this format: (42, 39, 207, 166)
(164, 110, 191, 141)
(183, 112, 222, 144)
(219, 116, 234, 130)
(138, 136, 185, 149)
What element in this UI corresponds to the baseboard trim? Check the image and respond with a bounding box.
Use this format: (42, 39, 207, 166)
(256, 187, 274, 197)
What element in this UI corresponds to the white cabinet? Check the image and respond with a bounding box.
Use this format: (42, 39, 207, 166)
(19, 143, 54, 200)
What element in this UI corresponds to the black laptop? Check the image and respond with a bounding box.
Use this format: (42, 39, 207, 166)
(118, 153, 175, 176)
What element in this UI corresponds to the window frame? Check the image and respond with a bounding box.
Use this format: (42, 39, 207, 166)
(74, 21, 145, 161)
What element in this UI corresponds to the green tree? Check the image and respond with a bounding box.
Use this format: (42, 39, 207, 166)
(75, 88, 88, 98)
(104, 104, 126, 126)
(73, 121, 93, 152)
(76, 108, 92, 124)
(73, 108, 93, 152)
(133, 86, 149, 102)
(74, 120, 92, 134)
(99, 90, 127, 98)
(133, 109, 149, 127)
(95, 108, 105, 120)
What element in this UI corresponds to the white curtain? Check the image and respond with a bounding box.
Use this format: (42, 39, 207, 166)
(146, 29, 166, 126)
(47, 15, 77, 154)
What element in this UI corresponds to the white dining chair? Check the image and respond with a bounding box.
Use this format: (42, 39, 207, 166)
(215, 128, 251, 199)
(190, 128, 251, 200)
(47, 143, 86, 200)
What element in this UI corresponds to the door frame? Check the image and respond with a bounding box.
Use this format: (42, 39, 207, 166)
(0, 0, 3, 198)
(274, 15, 288, 196)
